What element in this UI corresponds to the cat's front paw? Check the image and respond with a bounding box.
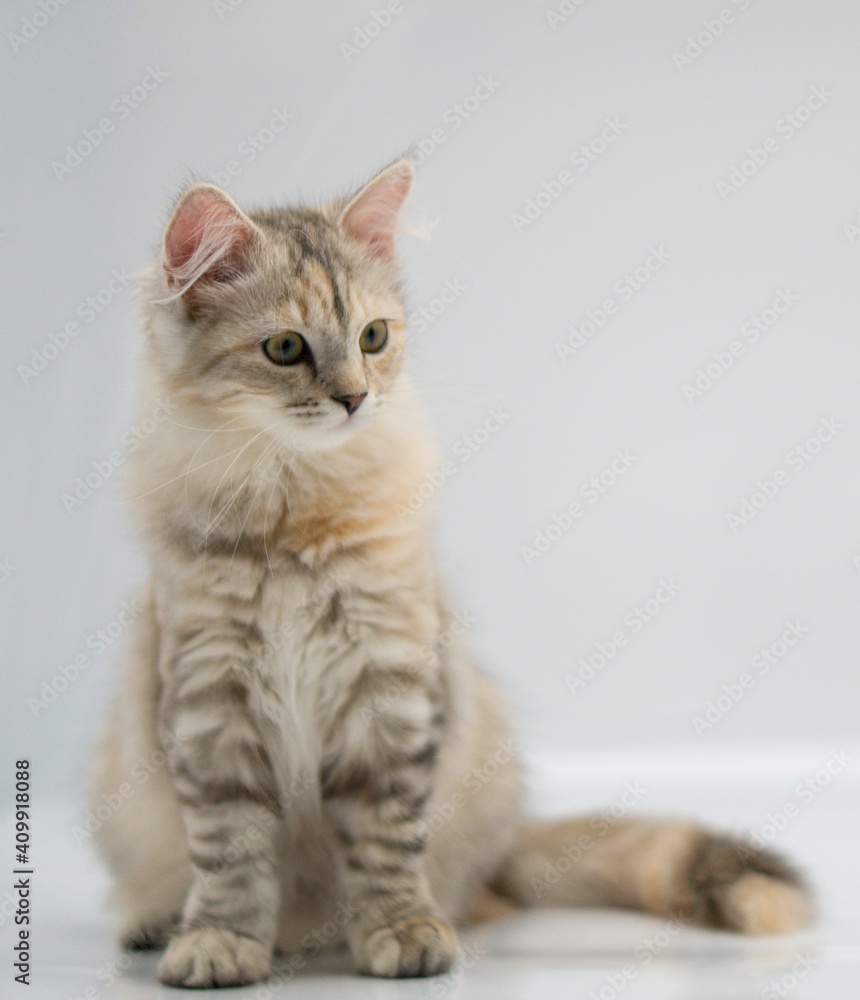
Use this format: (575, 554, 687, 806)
(355, 915, 461, 978)
(157, 927, 272, 988)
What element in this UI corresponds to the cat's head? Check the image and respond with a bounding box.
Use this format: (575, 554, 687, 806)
(148, 159, 414, 452)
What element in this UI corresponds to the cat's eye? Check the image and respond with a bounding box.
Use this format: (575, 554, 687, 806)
(262, 331, 305, 365)
(359, 319, 388, 354)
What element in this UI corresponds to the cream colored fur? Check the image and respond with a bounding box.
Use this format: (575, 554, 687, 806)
(91, 162, 810, 989)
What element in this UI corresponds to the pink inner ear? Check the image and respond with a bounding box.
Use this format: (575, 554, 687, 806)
(164, 186, 254, 293)
(339, 161, 414, 259)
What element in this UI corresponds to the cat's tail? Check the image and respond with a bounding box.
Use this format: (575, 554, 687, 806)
(490, 815, 811, 934)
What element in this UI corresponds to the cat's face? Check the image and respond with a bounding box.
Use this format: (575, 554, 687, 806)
(153, 161, 414, 452)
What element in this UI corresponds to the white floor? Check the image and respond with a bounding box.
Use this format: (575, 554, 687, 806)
(12, 747, 859, 999)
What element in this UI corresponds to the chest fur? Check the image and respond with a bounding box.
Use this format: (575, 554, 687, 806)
(245, 562, 437, 799)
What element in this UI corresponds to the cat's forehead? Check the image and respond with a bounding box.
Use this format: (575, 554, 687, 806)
(249, 209, 400, 334)
(253, 209, 344, 278)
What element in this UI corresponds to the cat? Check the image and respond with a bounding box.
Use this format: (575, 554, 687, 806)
(91, 159, 810, 988)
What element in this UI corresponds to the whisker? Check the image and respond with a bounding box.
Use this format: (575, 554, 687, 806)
(203, 425, 274, 538)
(163, 416, 257, 434)
(119, 419, 261, 504)
(198, 425, 279, 583)
(225, 438, 284, 577)
(262, 450, 292, 576)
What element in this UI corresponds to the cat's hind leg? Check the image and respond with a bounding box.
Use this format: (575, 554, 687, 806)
(90, 589, 192, 952)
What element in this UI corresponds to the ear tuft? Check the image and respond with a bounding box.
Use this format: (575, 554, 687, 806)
(338, 158, 414, 259)
(163, 184, 256, 306)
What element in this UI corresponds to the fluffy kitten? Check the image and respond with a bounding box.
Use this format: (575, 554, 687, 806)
(91, 160, 810, 988)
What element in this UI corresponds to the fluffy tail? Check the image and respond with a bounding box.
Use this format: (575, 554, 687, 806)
(491, 816, 811, 934)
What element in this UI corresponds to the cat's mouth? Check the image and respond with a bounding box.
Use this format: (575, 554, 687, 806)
(275, 398, 379, 452)
(327, 403, 375, 434)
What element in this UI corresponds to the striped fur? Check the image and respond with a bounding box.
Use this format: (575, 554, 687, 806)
(91, 162, 811, 988)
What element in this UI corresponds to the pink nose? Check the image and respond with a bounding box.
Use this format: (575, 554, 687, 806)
(334, 393, 367, 416)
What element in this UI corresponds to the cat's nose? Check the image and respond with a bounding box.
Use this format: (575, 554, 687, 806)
(333, 392, 367, 416)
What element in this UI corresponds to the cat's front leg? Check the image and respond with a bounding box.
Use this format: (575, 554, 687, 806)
(155, 619, 281, 989)
(323, 663, 461, 978)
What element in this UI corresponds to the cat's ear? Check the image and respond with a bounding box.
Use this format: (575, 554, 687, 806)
(163, 183, 257, 307)
(337, 158, 414, 259)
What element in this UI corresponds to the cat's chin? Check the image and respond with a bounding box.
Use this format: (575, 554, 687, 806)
(272, 410, 376, 454)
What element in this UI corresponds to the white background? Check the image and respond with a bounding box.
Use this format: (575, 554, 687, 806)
(4, 0, 860, 805)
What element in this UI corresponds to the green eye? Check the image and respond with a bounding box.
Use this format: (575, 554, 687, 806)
(263, 332, 305, 365)
(359, 319, 388, 354)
